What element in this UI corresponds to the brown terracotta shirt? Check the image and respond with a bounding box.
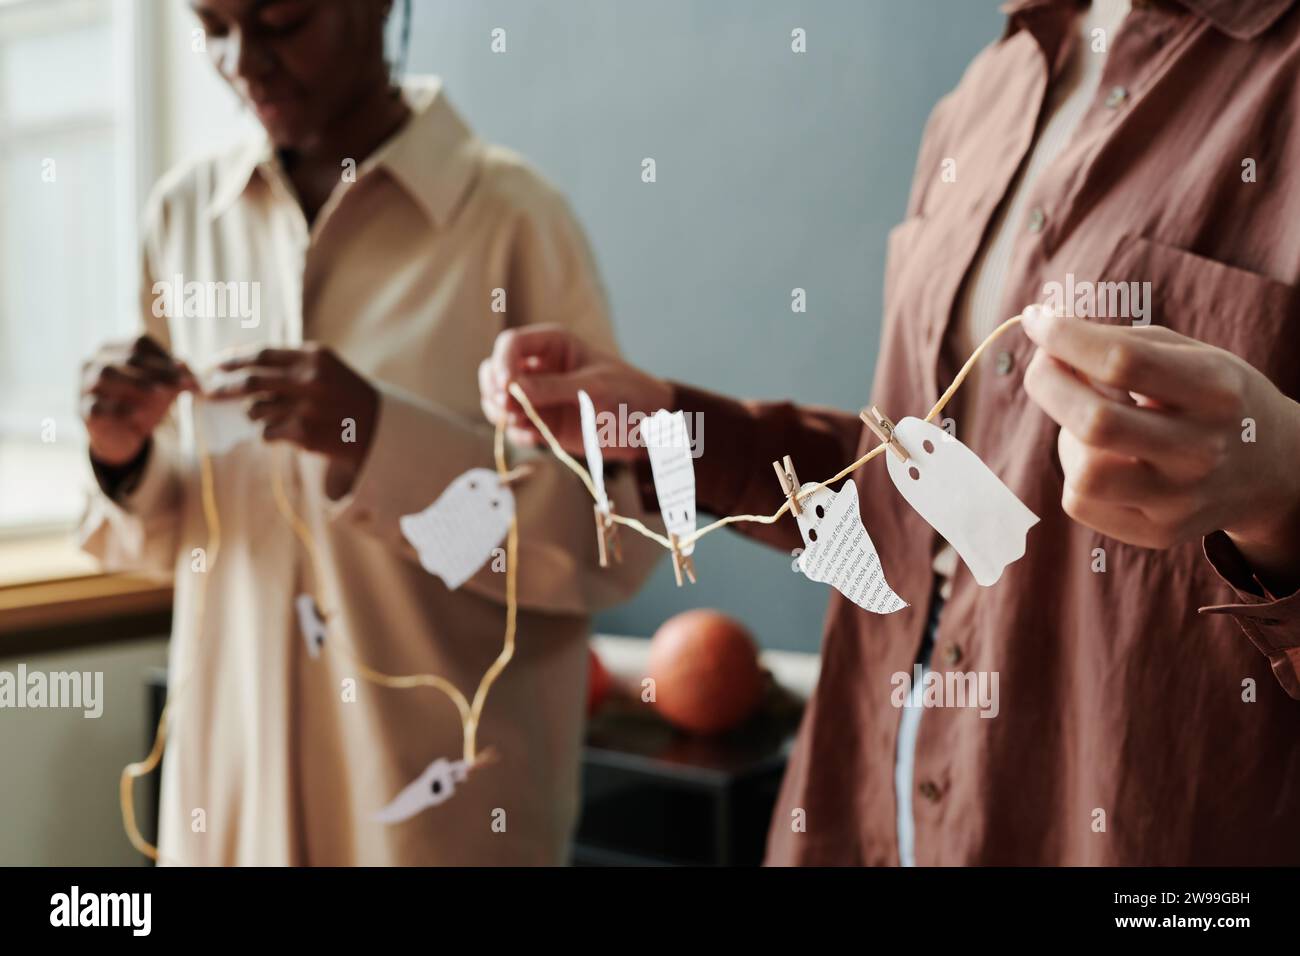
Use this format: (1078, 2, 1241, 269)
(643, 0, 1300, 865)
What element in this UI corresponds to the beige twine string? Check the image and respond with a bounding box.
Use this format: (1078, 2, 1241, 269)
(120, 313, 1021, 860)
(509, 314, 1024, 548)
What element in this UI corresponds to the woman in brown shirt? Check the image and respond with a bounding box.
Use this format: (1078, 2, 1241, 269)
(482, 0, 1300, 865)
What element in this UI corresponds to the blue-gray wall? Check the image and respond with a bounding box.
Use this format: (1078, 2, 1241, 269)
(407, 1, 1003, 651)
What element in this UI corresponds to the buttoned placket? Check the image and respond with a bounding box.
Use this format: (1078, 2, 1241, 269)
(995, 1, 1194, 344)
(906, 2, 1190, 863)
(254, 160, 361, 602)
(906, 4, 1078, 867)
(1001, 8, 1176, 379)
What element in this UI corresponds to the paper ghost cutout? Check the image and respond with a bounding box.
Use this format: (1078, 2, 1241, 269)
(193, 398, 260, 456)
(295, 593, 327, 660)
(399, 468, 515, 590)
(642, 410, 697, 555)
(578, 390, 609, 514)
(375, 757, 471, 824)
(794, 480, 908, 614)
(884, 416, 1039, 587)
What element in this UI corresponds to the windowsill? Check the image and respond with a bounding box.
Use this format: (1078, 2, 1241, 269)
(0, 532, 100, 587)
(0, 535, 172, 652)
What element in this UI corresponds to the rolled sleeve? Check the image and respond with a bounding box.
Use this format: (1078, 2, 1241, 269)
(1199, 530, 1300, 699)
(77, 183, 185, 579)
(78, 430, 183, 578)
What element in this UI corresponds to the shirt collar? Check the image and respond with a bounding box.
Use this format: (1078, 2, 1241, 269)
(1000, 0, 1297, 40)
(206, 134, 273, 221)
(366, 76, 483, 227)
(206, 75, 482, 227)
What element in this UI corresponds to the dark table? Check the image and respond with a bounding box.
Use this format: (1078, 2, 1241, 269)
(574, 696, 801, 866)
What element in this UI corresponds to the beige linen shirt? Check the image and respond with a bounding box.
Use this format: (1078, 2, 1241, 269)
(79, 77, 660, 865)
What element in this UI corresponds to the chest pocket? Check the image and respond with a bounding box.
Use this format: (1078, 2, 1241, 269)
(1068, 234, 1300, 603)
(1092, 234, 1300, 398)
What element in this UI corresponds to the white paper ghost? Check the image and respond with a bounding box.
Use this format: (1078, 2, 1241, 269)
(187, 366, 262, 456)
(374, 757, 471, 824)
(192, 397, 260, 456)
(794, 480, 908, 614)
(884, 416, 1039, 587)
(295, 593, 327, 660)
(399, 468, 515, 590)
(578, 389, 609, 514)
(642, 410, 697, 555)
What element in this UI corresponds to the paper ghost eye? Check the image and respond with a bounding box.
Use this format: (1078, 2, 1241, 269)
(922, 440, 935, 455)
(815, 505, 825, 519)
(468, 481, 477, 491)
(808, 528, 818, 542)
(490, 499, 499, 509)
(908, 466, 920, 481)
(430, 779, 442, 795)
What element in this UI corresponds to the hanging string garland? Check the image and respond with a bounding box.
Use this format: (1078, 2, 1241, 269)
(118, 313, 1026, 861)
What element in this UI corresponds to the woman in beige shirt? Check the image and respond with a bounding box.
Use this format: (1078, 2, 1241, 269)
(79, 0, 658, 865)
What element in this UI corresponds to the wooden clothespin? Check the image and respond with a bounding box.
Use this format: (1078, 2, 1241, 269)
(594, 503, 623, 568)
(668, 532, 697, 587)
(860, 406, 909, 462)
(772, 455, 803, 516)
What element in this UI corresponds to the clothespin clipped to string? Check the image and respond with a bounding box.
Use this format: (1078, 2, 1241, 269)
(860, 406, 909, 462)
(772, 454, 803, 517)
(668, 532, 697, 587)
(594, 502, 623, 568)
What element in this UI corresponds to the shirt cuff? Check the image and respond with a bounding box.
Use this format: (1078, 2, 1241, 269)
(95, 436, 178, 518)
(91, 440, 151, 500)
(77, 431, 182, 576)
(1199, 530, 1300, 699)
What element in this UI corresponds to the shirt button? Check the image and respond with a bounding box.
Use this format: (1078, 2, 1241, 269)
(994, 351, 1015, 375)
(942, 643, 963, 666)
(918, 781, 942, 803)
(1105, 86, 1129, 109)
(1027, 207, 1046, 233)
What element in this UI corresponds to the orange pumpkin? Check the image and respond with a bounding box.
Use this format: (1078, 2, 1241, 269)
(647, 610, 765, 734)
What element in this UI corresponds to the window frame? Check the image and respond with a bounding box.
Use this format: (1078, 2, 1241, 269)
(0, 0, 170, 640)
